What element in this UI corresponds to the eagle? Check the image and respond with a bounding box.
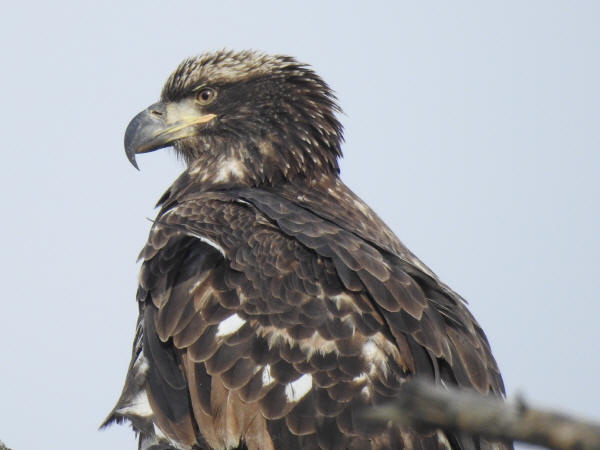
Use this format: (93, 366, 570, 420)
(103, 50, 511, 450)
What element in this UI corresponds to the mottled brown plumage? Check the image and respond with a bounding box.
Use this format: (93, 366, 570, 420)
(103, 50, 512, 450)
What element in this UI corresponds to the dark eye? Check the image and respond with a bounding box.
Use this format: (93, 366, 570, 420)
(195, 87, 217, 105)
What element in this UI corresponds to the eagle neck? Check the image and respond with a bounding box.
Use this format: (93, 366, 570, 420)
(177, 137, 339, 191)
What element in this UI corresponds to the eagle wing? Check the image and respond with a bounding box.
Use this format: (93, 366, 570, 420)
(106, 188, 508, 450)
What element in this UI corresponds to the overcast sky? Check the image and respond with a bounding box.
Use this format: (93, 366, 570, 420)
(1, 2, 598, 449)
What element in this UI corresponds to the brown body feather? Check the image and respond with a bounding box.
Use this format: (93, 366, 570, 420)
(104, 50, 512, 450)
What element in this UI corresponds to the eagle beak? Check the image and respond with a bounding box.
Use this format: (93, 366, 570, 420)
(124, 100, 217, 169)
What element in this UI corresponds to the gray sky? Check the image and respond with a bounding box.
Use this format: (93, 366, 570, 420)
(1, 2, 598, 449)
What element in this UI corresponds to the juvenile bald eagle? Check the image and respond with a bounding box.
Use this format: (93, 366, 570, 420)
(103, 50, 511, 450)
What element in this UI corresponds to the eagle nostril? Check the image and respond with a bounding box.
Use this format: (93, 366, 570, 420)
(150, 109, 163, 117)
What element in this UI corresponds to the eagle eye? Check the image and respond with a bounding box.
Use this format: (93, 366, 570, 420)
(195, 87, 217, 105)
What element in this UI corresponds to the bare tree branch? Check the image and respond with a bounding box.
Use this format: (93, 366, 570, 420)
(4, 383, 600, 450)
(364, 379, 600, 450)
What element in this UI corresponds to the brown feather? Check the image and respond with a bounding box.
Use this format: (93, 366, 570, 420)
(108, 50, 511, 450)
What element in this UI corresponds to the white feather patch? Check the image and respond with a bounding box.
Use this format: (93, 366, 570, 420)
(362, 341, 381, 360)
(151, 424, 187, 450)
(353, 372, 368, 383)
(132, 351, 149, 376)
(216, 314, 246, 337)
(160, 210, 225, 256)
(188, 233, 226, 256)
(213, 157, 247, 182)
(262, 364, 274, 386)
(116, 390, 153, 417)
(360, 384, 373, 399)
(285, 374, 312, 402)
(153, 424, 168, 440)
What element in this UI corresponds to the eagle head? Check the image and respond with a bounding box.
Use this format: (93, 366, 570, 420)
(124, 50, 343, 185)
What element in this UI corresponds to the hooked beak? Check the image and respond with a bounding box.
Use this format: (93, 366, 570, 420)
(124, 100, 216, 169)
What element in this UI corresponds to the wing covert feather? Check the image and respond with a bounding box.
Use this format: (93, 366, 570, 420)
(130, 188, 509, 449)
